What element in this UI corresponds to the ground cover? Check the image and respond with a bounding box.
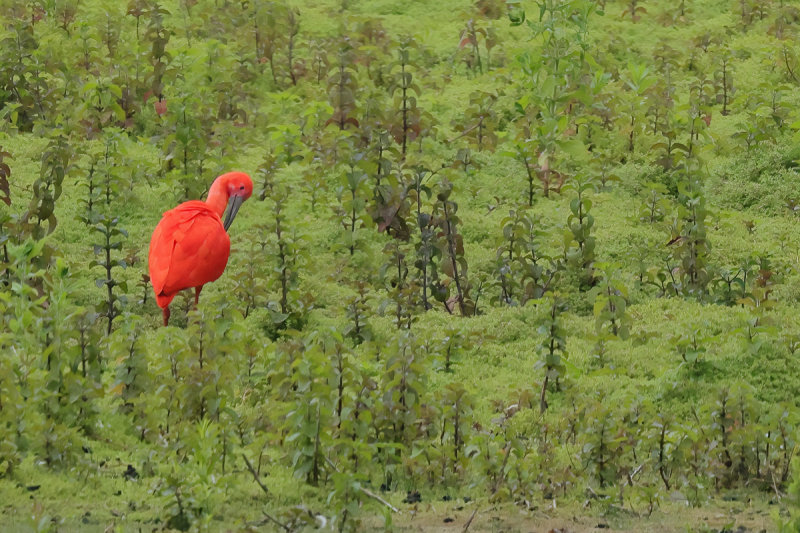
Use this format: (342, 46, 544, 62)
(2, 0, 800, 531)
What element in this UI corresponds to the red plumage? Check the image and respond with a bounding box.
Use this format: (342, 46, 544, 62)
(149, 201, 230, 309)
(148, 171, 253, 326)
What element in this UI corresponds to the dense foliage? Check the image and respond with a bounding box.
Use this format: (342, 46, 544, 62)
(2, 0, 800, 530)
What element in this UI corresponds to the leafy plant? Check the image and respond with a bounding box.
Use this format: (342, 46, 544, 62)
(436, 382, 475, 479)
(643, 409, 684, 490)
(434, 179, 473, 316)
(451, 90, 499, 152)
(493, 209, 528, 306)
(438, 325, 470, 373)
(90, 214, 127, 335)
(590, 263, 632, 345)
(638, 181, 671, 223)
(620, 62, 657, 153)
(0, 146, 9, 209)
(377, 331, 428, 486)
(380, 240, 417, 330)
(365, 131, 408, 238)
(563, 174, 597, 289)
(671, 326, 710, 370)
(344, 281, 372, 344)
(262, 185, 309, 334)
(493, 208, 557, 306)
(159, 419, 234, 530)
(621, 0, 648, 23)
(111, 315, 153, 440)
(580, 397, 622, 488)
(143, 2, 171, 107)
(668, 169, 712, 297)
(22, 133, 76, 240)
(326, 42, 359, 131)
(335, 158, 371, 256)
(535, 293, 567, 412)
(457, 18, 487, 74)
(388, 38, 423, 157)
(157, 91, 214, 201)
(283, 338, 335, 486)
(0, 17, 51, 131)
(503, 135, 539, 206)
(712, 46, 734, 116)
(231, 237, 269, 318)
(408, 165, 441, 310)
(732, 94, 780, 151)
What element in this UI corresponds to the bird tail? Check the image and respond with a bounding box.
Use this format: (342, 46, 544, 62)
(156, 291, 175, 310)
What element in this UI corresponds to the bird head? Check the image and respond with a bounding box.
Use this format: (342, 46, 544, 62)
(219, 171, 253, 231)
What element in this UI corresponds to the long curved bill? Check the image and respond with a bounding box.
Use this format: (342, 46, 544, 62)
(223, 195, 245, 231)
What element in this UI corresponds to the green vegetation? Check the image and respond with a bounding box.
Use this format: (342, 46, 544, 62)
(2, 0, 800, 531)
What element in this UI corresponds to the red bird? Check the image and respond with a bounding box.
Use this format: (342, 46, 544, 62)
(148, 171, 253, 326)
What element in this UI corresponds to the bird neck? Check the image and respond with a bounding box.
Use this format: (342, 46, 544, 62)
(205, 178, 229, 217)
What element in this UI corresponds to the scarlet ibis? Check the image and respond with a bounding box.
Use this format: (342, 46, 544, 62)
(148, 171, 253, 326)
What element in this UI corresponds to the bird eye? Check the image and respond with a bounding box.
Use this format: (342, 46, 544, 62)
(239, 186, 245, 190)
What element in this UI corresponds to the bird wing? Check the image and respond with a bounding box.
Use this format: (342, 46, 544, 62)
(148, 201, 231, 299)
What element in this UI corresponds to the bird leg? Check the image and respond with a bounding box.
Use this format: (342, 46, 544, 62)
(162, 307, 171, 327)
(194, 285, 203, 307)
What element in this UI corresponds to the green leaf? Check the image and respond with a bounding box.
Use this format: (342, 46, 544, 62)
(108, 84, 123, 99)
(558, 138, 585, 159)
